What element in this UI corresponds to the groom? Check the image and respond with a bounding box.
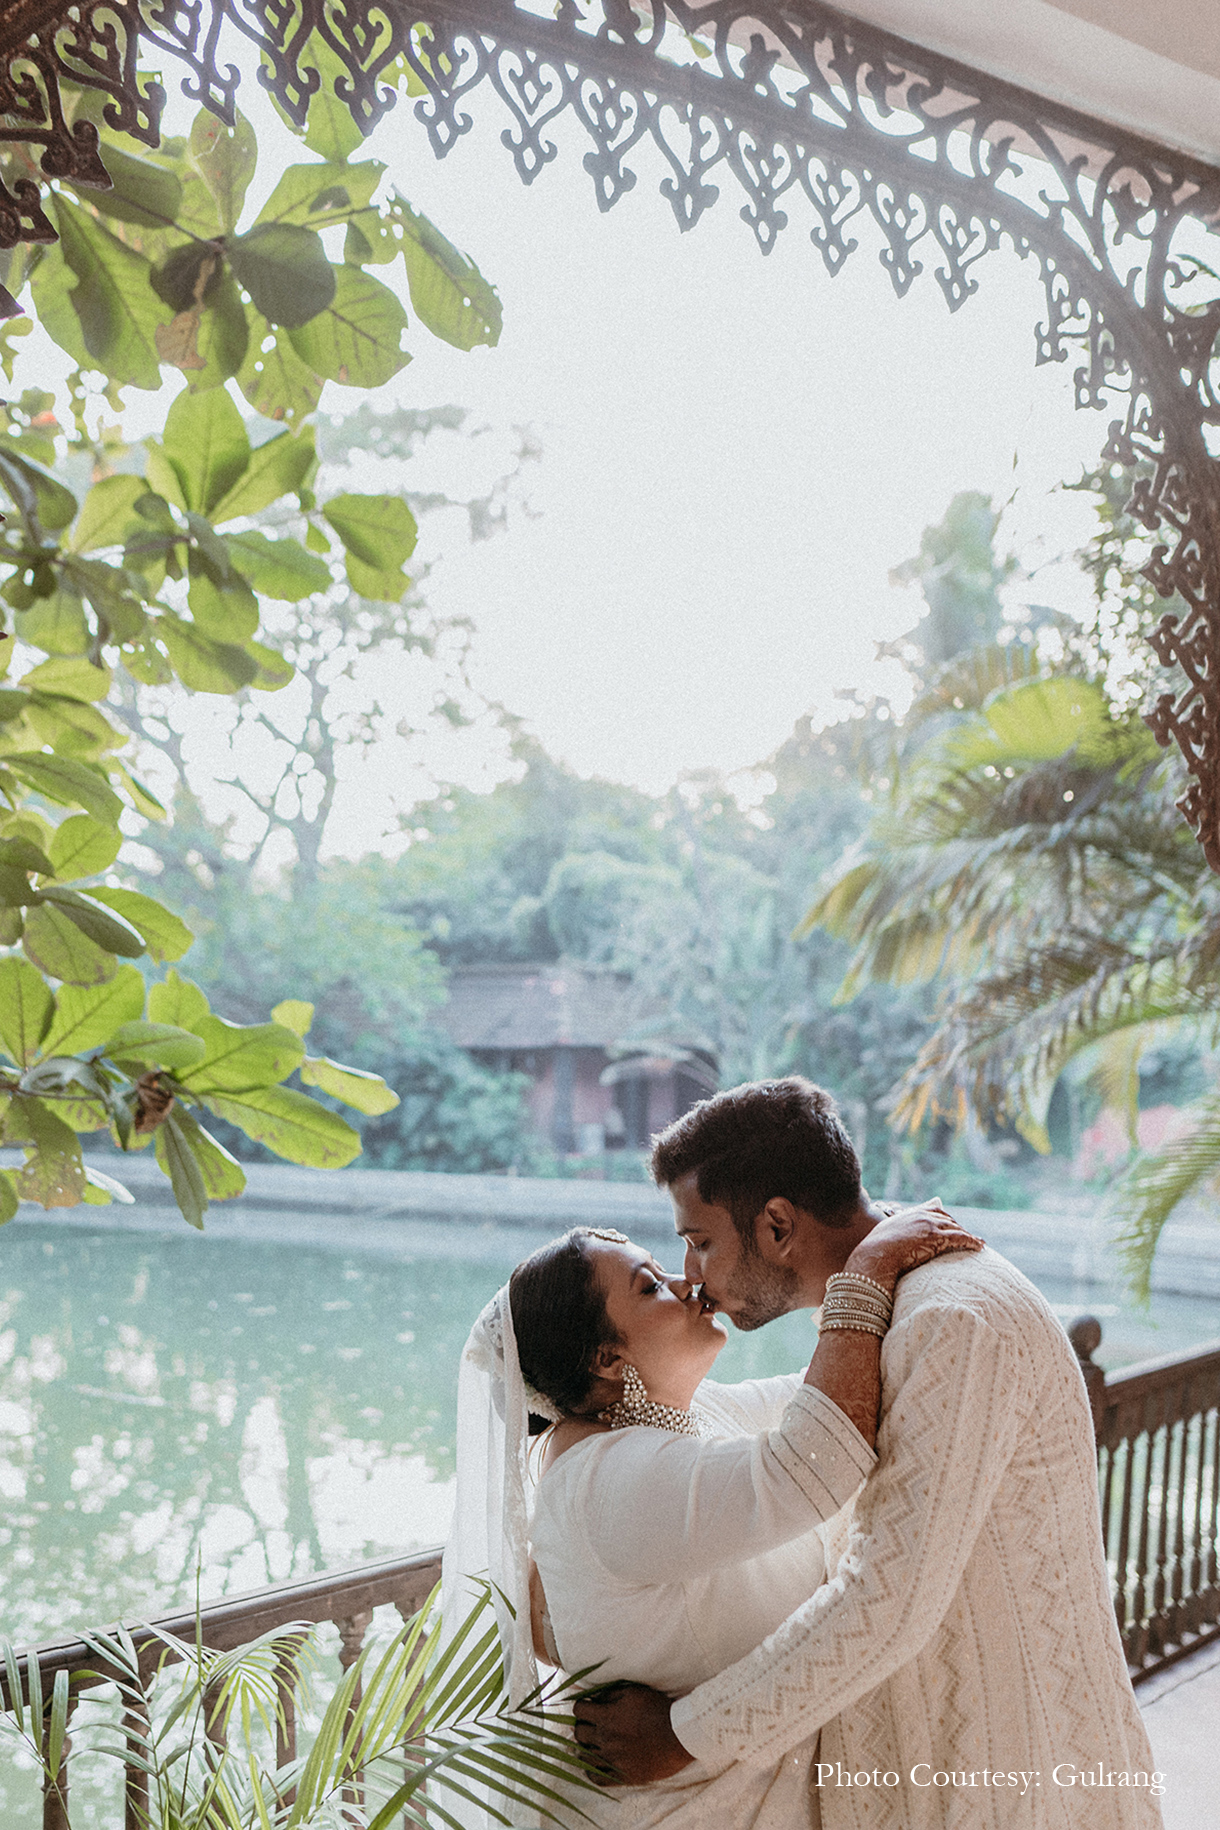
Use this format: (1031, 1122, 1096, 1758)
(574, 1078, 1163, 1828)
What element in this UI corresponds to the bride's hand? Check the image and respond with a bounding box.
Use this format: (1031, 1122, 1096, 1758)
(845, 1200, 984, 1296)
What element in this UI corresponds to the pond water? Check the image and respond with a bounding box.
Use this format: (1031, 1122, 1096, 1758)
(3, 1213, 1219, 1655)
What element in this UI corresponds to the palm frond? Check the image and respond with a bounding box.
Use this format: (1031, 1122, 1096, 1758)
(1108, 1090, 1220, 1302)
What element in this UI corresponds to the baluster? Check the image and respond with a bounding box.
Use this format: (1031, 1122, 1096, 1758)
(1069, 1316, 1105, 1441)
(41, 1689, 75, 1830)
(338, 1608, 373, 1820)
(124, 1689, 151, 1830)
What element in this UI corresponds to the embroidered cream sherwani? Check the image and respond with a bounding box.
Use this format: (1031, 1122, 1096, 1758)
(670, 1248, 1162, 1828)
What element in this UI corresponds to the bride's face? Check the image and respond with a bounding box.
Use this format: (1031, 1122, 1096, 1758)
(589, 1239, 727, 1408)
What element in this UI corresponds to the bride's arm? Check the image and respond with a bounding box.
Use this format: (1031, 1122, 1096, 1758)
(802, 1204, 983, 1445)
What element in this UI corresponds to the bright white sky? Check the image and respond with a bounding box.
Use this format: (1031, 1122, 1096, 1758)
(15, 70, 1116, 853)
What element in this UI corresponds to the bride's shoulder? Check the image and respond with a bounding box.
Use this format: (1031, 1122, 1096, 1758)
(539, 1417, 609, 1476)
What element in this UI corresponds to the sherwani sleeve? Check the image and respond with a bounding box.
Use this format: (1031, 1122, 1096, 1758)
(670, 1302, 1032, 1765)
(580, 1384, 876, 1585)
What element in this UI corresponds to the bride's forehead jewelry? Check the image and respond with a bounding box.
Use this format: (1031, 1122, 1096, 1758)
(598, 1362, 706, 1438)
(585, 1228, 629, 1243)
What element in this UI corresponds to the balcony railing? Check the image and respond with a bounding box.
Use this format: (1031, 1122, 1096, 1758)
(1072, 1320, 1220, 1681)
(4, 1321, 1219, 1826)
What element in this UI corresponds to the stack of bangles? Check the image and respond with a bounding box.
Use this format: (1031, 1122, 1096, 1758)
(818, 1272, 894, 1337)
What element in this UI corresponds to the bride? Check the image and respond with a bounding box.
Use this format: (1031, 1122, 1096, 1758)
(443, 1203, 980, 1828)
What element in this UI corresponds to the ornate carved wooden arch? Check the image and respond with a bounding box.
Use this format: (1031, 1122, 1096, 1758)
(2, 0, 1220, 860)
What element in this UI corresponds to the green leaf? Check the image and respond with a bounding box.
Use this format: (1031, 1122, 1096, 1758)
(236, 310, 323, 424)
(287, 266, 409, 387)
(395, 198, 503, 351)
(87, 887, 193, 962)
(49, 813, 121, 880)
(0, 956, 53, 1064)
(23, 693, 120, 758)
(0, 1170, 17, 1223)
(190, 109, 257, 235)
(4, 754, 122, 822)
(0, 864, 34, 906)
(187, 567, 259, 641)
(323, 493, 417, 569)
(243, 638, 294, 691)
(107, 1020, 207, 1068)
(28, 242, 91, 371)
(0, 835, 53, 875)
(343, 553, 410, 602)
(39, 885, 145, 957)
(270, 998, 313, 1039)
(23, 903, 117, 985)
(157, 614, 260, 693)
(41, 966, 145, 1057)
(161, 1104, 245, 1199)
(301, 1054, 400, 1115)
(203, 1083, 361, 1166)
(14, 591, 89, 656)
(142, 441, 187, 511)
(70, 474, 148, 555)
(106, 761, 167, 822)
(12, 1096, 85, 1207)
(210, 427, 316, 523)
(946, 678, 1111, 770)
(256, 160, 385, 230)
(155, 1108, 208, 1227)
(0, 443, 78, 532)
(61, 557, 148, 642)
(297, 41, 367, 160)
(225, 530, 330, 600)
(69, 145, 184, 230)
(150, 241, 225, 314)
(21, 655, 111, 702)
(148, 971, 210, 1032)
(53, 196, 162, 390)
(157, 386, 251, 516)
(180, 1015, 304, 1093)
(228, 224, 336, 329)
(185, 270, 250, 391)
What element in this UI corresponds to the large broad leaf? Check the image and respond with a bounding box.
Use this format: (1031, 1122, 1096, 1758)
(228, 224, 336, 329)
(271, 998, 314, 1039)
(29, 242, 91, 372)
(4, 754, 122, 823)
(150, 241, 225, 314)
(155, 1108, 208, 1228)
(158, 1105, 245, 1201)
(157, 614, 261, 693)
(225, 530, 330, 601)
(256, 160, 385, 230)
(156, 386, 251, 517)
(53, 196, 162, 390)
(13, 1097, 86, 1207)
(23, 903, 117, 985)
(87, 887, 193, 962)
(0, 444, 79, 533)
(183, 270, 251, 391)
(945, 678, 1111, 769)
(0, 1171, 17, 1224)
(187, 568, 260, 642)
(301, 1054, 400, 1115)
(180, 1015, 303, 1094)
(210, 427, 316, 523)
(40, 885, 145, 956)
(287, 267, 409, 387)
(244, 639, 295, 691)
(0, 956, 53, 1064)
(294, 40, 367, 160)
(395, 197, 502, 351)
(15, 591, 89, 656)
(148, 971, 210, 1032)
(60, 557, 148, 643)
(0, 836, 53, 876)
(21, 656, 111, 702)
(49, 813, 121, 881)
(108, 1020, 207, 1069)
(203, 1083, 361, 1167)
(70, 475, 148, 555)
(67, 145, 183, 231)
(23, 693, 120, 759)
(41, 966, 145, 1057)
(323, 493, 417, 570)
(190, 109, 257, 235)
(236, 309, 324, 424)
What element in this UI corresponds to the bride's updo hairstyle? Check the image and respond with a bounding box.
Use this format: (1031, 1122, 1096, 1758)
(509, 1227, 624, 1425)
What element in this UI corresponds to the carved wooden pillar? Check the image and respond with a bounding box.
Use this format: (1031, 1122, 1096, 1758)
(337, 1608, 373, 1820)
(1070, 1314, 1107, 1443)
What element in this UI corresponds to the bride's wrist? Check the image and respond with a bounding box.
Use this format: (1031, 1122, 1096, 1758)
(841, 1247, 899, 1296)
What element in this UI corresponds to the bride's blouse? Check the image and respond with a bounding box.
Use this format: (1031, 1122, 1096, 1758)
(528, 1373, 874, 1697)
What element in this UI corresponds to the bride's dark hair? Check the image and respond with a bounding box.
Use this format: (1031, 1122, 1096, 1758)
(509, 1227, 623, 1426)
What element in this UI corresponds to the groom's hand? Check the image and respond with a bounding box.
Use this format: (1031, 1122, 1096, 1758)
(573, 1681, 693, 1785)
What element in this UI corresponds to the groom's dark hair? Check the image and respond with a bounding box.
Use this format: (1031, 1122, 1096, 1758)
(650, 1076, 862, 1237)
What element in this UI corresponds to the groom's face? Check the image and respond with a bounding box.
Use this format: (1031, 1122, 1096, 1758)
(671, 1172, 802, 1332)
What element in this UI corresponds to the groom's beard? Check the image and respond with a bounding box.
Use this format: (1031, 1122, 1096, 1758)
(725, 1251, 803, 1332)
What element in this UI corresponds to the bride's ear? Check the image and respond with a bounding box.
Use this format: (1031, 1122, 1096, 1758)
(592, 1342, 626, 1382)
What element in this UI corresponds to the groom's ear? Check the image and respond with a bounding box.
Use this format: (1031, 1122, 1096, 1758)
(760, 1197, 799, 1257)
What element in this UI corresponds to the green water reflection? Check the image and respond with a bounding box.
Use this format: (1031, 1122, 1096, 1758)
(1, 1219, 1218, 1653)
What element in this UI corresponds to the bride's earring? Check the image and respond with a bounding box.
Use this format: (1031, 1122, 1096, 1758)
(617, 1363, 649, 1422)
(598, 1363, 704, 1437)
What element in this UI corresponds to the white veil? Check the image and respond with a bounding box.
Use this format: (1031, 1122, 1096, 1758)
(441, 1284, 547, 1708)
